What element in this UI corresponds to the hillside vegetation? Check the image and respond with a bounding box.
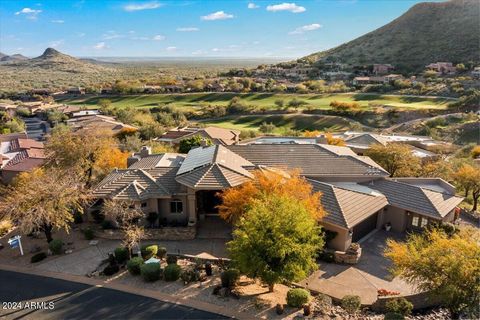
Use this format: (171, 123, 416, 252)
(304, 0, 479, 71)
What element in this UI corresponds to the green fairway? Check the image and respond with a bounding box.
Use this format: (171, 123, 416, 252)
(199, 114, 363, 133)
(57, 92, 454, 111)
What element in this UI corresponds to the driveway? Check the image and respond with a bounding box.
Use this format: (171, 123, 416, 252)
(35, 238, 228, 276)
(0, 270, 226, 319)
(300, 230, 416, 304)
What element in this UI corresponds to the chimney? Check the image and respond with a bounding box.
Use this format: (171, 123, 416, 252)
(127, 154, 140, 167)
(315, 134, 328, 144)
(139, 146, 152, 157)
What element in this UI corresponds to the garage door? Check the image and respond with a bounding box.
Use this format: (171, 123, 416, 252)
(352, 213, 378, 242)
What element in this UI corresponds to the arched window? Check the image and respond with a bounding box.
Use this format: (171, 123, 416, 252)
(170, 199, 183, 214)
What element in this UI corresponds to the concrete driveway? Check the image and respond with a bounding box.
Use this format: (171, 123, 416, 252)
(300, 230, 416, 304)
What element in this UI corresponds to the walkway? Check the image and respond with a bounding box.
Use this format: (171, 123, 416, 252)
(300, 230, 416, 305)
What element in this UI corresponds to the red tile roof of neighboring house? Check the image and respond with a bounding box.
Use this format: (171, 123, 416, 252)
(9, 138, 44, 152)
(160, 130, 193, 140)
(2, 158, 45, 172)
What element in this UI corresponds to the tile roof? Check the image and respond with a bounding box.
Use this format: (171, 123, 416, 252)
(227, 144, 389, 177)
(362, 179, 463, 218)
(128, 153, 185, 169)
(175, 145, 253, 189)
(94, 167, 182, 200)
(310, 179, 388, 229)
(345, 134, 388, 147)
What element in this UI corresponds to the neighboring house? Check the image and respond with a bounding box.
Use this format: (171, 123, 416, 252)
(0, 137, 46, 184)
(157, 126, 240, 146)
(425, 62, 457, 74)
(93, 143, 462, 252)
(66, 114, 137, 136)
(352, 76, 386, 86)
(66, 87, 86, 95)
(471, 67, 480, 79)
(373, 64, 394, 75)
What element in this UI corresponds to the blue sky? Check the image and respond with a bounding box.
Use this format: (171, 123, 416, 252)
(0, 0, 441, 58)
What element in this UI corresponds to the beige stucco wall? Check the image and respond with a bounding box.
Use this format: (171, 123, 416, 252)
(321, 222, 350, 252)
(442, 209, 455, 223)
(382, 205, 408, 232)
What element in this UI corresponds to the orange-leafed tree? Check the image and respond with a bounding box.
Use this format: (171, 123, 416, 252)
(95, 148, 129, 177)
(325, 133, 346, 146)
(217, 169, 325, 223)
(303, 130, 321, 137)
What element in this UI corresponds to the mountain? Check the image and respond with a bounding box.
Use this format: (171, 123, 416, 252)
(303, 0, 479, 71)
(9, 47, 108, 73)
(0, 54, 29, 62)
(0, 52, 7, 59)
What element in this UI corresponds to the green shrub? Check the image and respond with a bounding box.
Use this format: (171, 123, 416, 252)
(140, 263, 161, 282)
(164, 264, 182, 281)
(114, 247, 129, 263)
(127, 257, 144, 275)
(341, 295, 361, 314)
(318, 251, 335, 263)
(286, 288, 310, 308)
(166, 255, 177, 265)
(385, 298, 413, 316)
(83, 227, 95, 240)
(220, 268, 240, 288)
(157, 246, 167, 259)
(73, 211, 83, 224)
(141, 245, 158, 260)
(384, 312, 405, 320)
(101, 220, 114, 229)
(48, 239, 63, 255)
(30, 252, 47, 263)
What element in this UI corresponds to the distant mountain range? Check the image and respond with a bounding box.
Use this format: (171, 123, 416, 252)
(303, 0, 479, 71)
(1, 47, 109, 73)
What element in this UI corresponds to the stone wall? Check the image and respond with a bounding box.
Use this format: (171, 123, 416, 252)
(371, 292, 442, 312)
(96, 226, 196, 241)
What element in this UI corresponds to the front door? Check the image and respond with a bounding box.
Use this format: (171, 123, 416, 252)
(196, 190, 221, 216)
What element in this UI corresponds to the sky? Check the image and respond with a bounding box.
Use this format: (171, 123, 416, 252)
(0, 0, 442, 58)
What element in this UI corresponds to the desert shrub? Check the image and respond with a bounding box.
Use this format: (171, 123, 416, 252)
(220, 268, 240, 288)
(48, 239, 63, 255)
(318, 251, 335, 263)
(157, 246, 167, 259)
(385, 298, 413, 316)
(0, 219, 12, 237)
(140, 263, 161, 282)
(146, 212, 159, 227)
(141, 245, 158, 260)
(164, 264, 182, 281)
(166, 255, 178, 265)
(384, 312, 405, 320)
(114, 247, 129, 263)
(286, 288, 310, 308)
(341, 295, 361, 314)
(103, 264, 119, 276)
(83, 227, 95, 240)
(180, 269, 200, 283)
(127, 257, 144, 275)
(30, 252, 47, 263)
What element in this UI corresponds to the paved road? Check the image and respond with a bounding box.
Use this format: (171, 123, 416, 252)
(0, 270, 226, 320)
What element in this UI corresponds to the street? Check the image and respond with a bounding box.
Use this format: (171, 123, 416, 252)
(0, 270, 227, 320)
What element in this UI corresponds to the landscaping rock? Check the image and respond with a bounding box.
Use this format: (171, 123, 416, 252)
(89, 240, 99, 246)
(65, 249, 73, 254)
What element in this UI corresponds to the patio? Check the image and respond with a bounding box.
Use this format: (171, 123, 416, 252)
(300, 230, 416, 305)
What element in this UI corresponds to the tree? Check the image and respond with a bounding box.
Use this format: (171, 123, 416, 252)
(274, 99, 285, 108)
(98, 98, 112, 109)
(228, 194, 323, 292)
(45, 126, 126, 186)
(453, 164, 480, 211)
(288, 98, 306, 110)
(325, 133, 346, 146)
(217, 170, 325, 223)
(0, 168, 89, 243)
(385, 228, 480, 318)
(365, 143, 421, 177)
(102, 200, 145, 258)
(178, 135, 212, 154)
(259, 122, 276, 134)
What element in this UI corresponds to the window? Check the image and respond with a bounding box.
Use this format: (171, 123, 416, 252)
(412, 216, 419, 227)
(170, 200, 183, 214)
(420, 217, 428, 228)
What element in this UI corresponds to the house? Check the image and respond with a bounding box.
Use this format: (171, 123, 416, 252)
(66, 114, 137, 136)
(93, 143, 462, 251)
(383, 74, 404, 84)
(157, 126, 240, 146)
(0, 137, 46, 184)
(66, 87, 86, 95)
(352, 76, 386, 86)
(471, 67, 480, 79)
(373, 64, 394, 75)
(425, 62, 456, 74)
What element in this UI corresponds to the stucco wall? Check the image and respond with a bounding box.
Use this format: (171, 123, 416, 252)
(321, 222, 350, 252)
(383, 206, 407, 232)
(158, 196, 188, 224)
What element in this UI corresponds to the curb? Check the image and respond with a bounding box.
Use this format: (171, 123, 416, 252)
(0, 263, 246, 319)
